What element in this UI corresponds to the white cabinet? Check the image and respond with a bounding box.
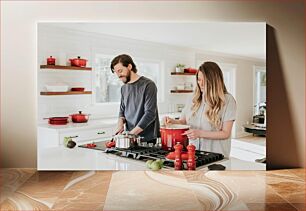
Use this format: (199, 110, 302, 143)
(58, 127, 113, 145)
(37, 121, 116, 149)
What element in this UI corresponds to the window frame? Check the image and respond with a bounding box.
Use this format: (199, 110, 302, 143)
(253, 65, 266, 115)
(92, 54, 165, 106)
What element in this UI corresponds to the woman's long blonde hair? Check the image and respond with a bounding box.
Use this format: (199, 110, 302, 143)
(191, 62, 228, 129)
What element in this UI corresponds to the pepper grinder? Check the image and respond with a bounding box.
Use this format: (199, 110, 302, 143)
(187, 144, 196, 170)
(174, 143, 183, 170)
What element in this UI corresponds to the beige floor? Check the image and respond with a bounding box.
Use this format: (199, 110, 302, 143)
(0, 168, 304, 210)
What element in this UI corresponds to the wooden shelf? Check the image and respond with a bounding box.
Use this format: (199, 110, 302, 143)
(40, 91, 92, 96)
(170, 90, 193, 93)
(171, 72, 196, 75)
(40, 65, 92, 71)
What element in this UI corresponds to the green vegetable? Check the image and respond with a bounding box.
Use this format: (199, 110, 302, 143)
(155, 159, 164, 168)
(146, 160, 154, 169)
(64, 137, 72, 146)
(150, 161, 161, 171)
(146, 159, 164, 170)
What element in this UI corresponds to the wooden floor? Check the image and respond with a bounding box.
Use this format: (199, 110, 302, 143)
(0, 168, 304, 210)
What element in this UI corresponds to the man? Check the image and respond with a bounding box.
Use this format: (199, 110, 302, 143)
(110, 54, 160, 144)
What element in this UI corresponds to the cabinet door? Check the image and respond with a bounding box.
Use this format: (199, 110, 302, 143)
(59, 127, 113, 145)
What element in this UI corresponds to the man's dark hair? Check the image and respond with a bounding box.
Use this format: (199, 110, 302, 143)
(110, 54, 137, 73)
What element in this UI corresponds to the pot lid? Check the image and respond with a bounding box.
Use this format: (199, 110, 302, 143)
(71, 56, 87, 61)
(71, 111, 88, 116)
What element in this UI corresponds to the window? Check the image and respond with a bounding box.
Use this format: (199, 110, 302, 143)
(94, 55, 121, 103)
(217, 63, 236, 97)
(253, 66, 266, 115)
(137, 60, 163, 102)
(94, 54, 163, 104)
(196, 60, 236, 97)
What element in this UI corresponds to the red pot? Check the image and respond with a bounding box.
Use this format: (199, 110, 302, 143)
(184, 67, 197, 74)
(70, 111, 89, 123)
(44, 117, 69, 125)
(47, 56, 56, 65)
(160, 124, 190, 151)
(69, 56, 87, 67)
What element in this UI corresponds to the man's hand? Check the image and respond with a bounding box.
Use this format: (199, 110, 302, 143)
(116, 117, 125, 134)
(115, 124, 124, 134)
(129, 126, 143, 136)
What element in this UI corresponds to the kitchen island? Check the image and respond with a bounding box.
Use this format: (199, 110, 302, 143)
(37, 115, 265, 171)
(38, 144, 265, 170)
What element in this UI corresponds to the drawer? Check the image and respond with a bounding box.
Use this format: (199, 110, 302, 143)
(59, 127, 113, 145)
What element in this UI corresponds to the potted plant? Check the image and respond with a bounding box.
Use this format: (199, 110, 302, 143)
(175, 64, 185, 73)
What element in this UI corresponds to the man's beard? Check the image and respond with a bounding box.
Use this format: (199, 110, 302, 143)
(121, 71, 131, 84)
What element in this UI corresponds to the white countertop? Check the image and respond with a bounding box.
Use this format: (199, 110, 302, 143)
(37, 144, 265, 171)
(38, 119, 117, 132)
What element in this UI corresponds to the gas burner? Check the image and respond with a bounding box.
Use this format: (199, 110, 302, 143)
(79, 141, 224, 169)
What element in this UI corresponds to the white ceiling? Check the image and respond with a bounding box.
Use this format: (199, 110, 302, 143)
(46, 22, 266, 60)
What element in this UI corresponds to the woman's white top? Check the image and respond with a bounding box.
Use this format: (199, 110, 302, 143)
(181, 93, 236, 158)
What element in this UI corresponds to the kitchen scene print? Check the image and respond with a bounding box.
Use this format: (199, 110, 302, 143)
(37, 22, 266, 171)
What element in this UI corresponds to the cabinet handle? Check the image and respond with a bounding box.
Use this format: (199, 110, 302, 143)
(97, 131, 105, 135)
(65, 136, 78, 138)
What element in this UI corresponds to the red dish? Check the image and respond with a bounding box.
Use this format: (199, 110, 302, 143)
(44, 117, 69, 125)
(166, 151, 189, 160)
(71, 87, 85, 92)
(86, 143, 97, 148)
(105, 141, 116, 148)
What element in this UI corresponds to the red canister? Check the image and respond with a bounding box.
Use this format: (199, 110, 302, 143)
(47, 56, 56, 65)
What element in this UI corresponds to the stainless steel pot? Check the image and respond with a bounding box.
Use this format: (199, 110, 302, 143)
(113, 132, 143, 149)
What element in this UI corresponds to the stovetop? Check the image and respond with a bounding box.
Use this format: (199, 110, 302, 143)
(79, 141, 224, 170)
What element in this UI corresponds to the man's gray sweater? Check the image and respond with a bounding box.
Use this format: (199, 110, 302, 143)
(119, 76, 160, 141)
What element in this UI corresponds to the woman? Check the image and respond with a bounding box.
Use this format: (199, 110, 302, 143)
(165, 62, 236, 158)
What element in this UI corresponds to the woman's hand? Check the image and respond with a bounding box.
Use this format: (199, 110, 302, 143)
(163, 116, 175, 125)
(183, 129, 204, 140)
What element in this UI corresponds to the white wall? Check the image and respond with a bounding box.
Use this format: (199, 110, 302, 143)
(1, 1, 304, 168)
(38, 25, 263, 139)
(37, 25, 195, 121)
